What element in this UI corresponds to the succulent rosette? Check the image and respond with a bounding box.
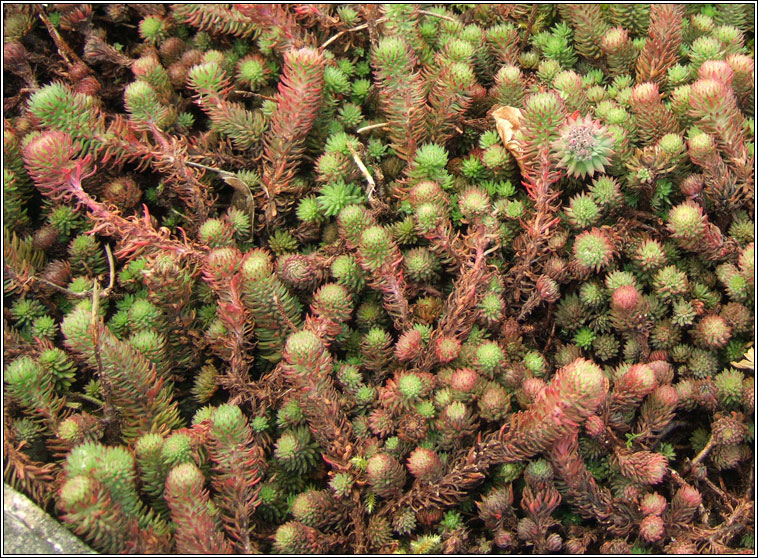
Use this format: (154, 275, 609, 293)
(551, 113, 615, 178)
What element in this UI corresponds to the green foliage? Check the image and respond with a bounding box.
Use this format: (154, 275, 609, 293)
(4, 5, 755, 555)
(27, 83, 104, 152)
(240, 250, 303, 362)
(317, 180, 366, 217)
(62, 308, 183, 440)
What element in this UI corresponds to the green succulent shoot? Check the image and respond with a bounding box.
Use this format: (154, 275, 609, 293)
(552, 114, 615, 178)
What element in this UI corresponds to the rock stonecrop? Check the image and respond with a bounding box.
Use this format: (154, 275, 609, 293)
(552, 114, 615, 178)
(572, 228, 617, 273)
(3, 4, 754, 555)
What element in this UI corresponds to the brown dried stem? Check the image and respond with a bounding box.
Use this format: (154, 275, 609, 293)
(504, 148, 563, 317)
(549, 432, 638, 535)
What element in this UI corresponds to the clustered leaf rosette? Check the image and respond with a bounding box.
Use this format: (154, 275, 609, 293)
(551, 114, 615, 178)
(572, 228, 617, 275)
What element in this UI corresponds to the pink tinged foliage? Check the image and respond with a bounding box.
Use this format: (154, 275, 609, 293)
(164, 463, 234, 554)
(261, 47, 326, 225)
(551, 114, 614, 178)
(498, 358, 608, 462)
(612, 448, 668, 485)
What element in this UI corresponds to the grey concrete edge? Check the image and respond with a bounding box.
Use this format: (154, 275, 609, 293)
(4, 483, 96, 555)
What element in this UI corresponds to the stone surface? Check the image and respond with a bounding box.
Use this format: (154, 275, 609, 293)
(3, 483, 95, 555)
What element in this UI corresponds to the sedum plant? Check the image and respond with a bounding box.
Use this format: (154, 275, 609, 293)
(2, 3, 754, 555)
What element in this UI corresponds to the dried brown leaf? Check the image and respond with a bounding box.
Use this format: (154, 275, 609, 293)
(492, 105, 527, 174)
